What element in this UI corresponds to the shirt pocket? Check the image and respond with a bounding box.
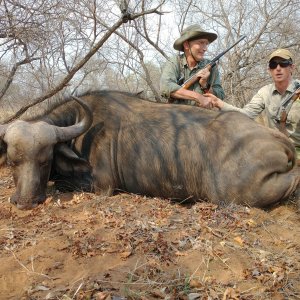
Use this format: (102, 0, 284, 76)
(268, 102, 279, 119)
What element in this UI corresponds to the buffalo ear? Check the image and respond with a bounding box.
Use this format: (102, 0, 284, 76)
(0, 139, 7, 166)
(53, 143, 91, 176)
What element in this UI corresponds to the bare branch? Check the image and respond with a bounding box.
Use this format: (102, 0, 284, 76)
(2, 2, 167, 122)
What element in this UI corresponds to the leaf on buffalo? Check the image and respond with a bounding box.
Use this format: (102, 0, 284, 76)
(245, 218, 257, 227)
(31, 285, 50, 292)
(222, 287, 240, 300)
(189, 279, 203, 288)
(270, 291, 285, 300)
(120, 250, 132, 259)
(233, 236, 244, 246)
(220, 241, 226, 247)
(150, 289, 166, 299)
(252, 268, 260, 277)
(270, 266, 285, 284)
(203, 276, 215, 284)
(208, 288, 219, 299)
(44, 197, 53, 206)
(112, 296, 126, 300)
(175, 251, 187, 256)
(94, 291, 111, 300)
(188, 292, 202, 300)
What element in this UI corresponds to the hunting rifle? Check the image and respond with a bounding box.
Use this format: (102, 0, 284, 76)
(274, 82, 300, 135)
(181, 35, 246, 90)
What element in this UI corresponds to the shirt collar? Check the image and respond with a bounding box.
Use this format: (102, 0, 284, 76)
(181, 55, 188, 67)
(180, 54, 207, 68)
(271, 80, 298, 94)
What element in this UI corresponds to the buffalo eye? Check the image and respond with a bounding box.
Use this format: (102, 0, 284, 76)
(0, 140, 7, 155)
(7, 159, 16, 167)
(287, 159, 293, 171)
(40, 160, 51, 168)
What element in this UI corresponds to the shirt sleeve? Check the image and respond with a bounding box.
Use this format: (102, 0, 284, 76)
(209, 66, 225, 100)
(221, 88, 266, 119)
(160, 57, 182, 99)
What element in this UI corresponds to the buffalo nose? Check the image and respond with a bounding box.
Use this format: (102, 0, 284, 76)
(16, 202, 39, 210)
(10, 193, 46, 210)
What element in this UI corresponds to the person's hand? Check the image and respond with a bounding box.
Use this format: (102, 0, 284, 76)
(197, 68, 210, 80)
(197, 68, 210, 87)
(203, 93, 224, 109)
(195, 94, 213, 109)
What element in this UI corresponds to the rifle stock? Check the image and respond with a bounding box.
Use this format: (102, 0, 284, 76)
(277, 85, 300, 135)
(181, 35, 246, 90)
(277, 87, 300, 136)
(279, 110, 288, 135)
(182, 64, 213, 90)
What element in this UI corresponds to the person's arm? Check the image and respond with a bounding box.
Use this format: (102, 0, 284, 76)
(208, 89, 266, 119)
(209, 66, 225, 100)
(170, 87, 214, 108)
(160, 57, 182, 99)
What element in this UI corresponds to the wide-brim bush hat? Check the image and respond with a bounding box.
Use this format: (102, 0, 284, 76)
(173, 24, 218, 51)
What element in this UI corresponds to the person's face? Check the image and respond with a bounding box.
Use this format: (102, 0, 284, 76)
(184, 38, 209, 61)
(268, 57, 294, 84)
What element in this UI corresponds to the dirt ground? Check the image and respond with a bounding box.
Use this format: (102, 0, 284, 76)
(0, 165, 299, 300)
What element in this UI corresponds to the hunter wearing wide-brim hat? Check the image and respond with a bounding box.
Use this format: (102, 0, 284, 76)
(160, 24, 225, 107)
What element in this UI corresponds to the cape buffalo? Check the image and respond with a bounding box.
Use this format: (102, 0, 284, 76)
(0, 90, 299, 210)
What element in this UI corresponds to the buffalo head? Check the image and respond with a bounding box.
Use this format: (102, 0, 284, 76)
(0, 97, 93, 210)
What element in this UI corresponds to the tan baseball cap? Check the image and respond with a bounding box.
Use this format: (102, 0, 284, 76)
(269, 49, 293, 61)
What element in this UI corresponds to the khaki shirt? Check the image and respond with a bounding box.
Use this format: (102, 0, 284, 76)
(221, 80, 300, 147)
(160, 54, 225, 105)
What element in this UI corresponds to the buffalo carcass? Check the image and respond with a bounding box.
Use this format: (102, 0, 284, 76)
(0, 90, 299, 210)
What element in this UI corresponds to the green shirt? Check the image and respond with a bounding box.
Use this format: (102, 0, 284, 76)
(160, 54, 225, 105)
(221, 80, 300, 147)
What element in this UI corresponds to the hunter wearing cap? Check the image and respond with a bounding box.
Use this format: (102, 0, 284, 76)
(160, 24, 225, 108)
(211, 48, 300, 158)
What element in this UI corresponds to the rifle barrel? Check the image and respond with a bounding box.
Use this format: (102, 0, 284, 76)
(210, 35, 246, 66)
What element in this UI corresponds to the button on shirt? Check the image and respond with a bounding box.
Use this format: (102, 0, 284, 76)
(221, 80, 300, 147)
(160, 54, 225, 105)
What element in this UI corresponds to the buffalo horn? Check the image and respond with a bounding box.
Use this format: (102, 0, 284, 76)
(54, 96, 93, 142)
(0, 124, 8, 138)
